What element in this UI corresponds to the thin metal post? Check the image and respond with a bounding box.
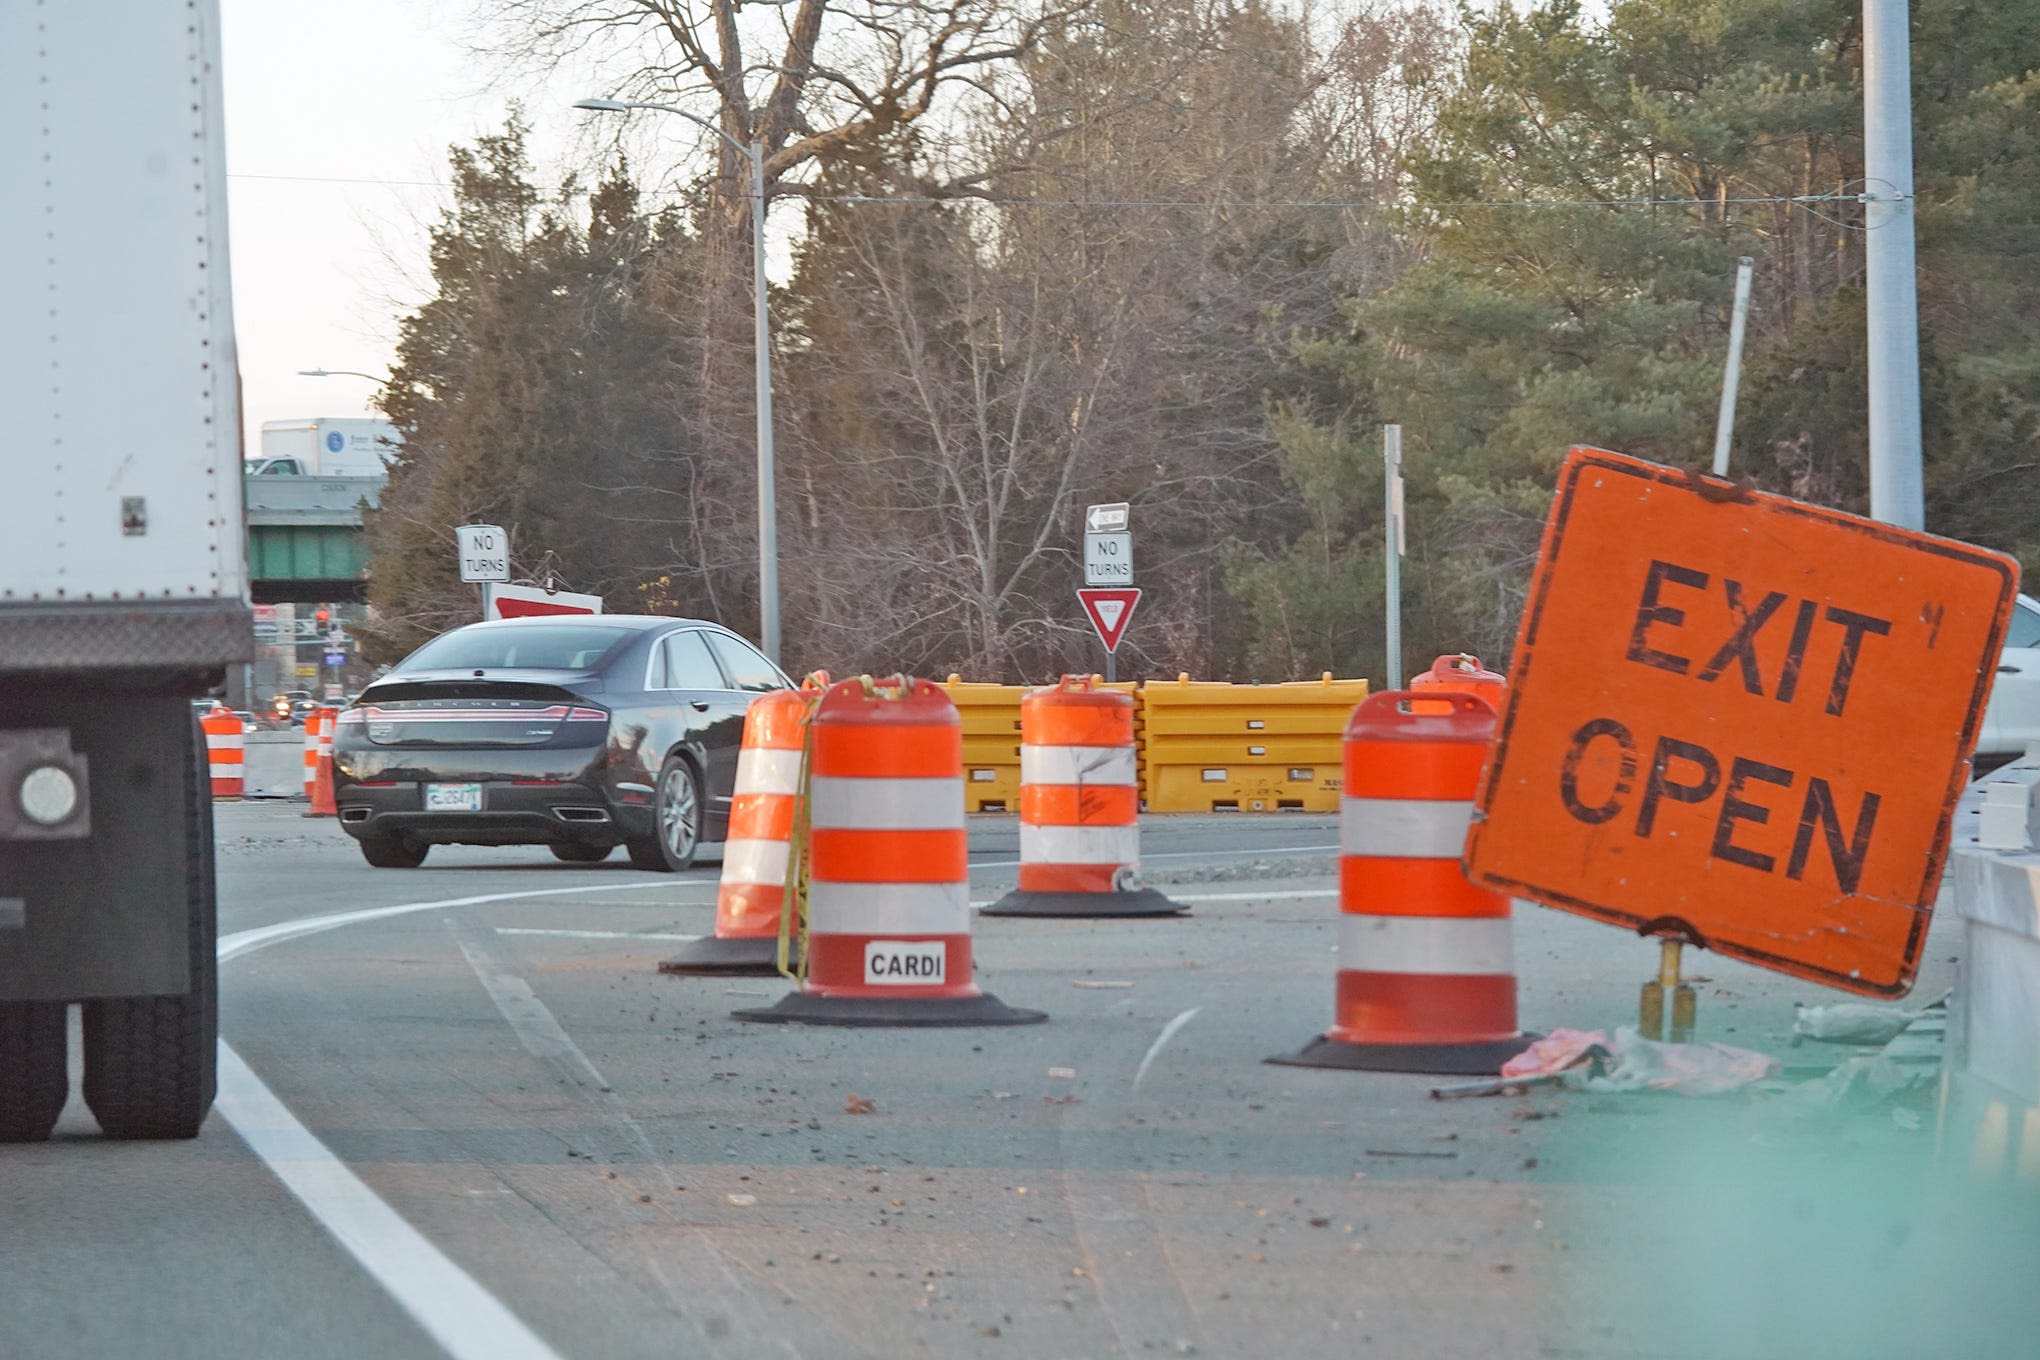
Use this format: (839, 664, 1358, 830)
(1383, 425, 1403, 690)
(1864, 0, 1924, 529)
(1711, 257, 1755, 478)
(750, 140, 781, 663)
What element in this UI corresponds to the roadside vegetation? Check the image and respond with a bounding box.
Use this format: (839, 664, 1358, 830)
(360, 0, 2040, 680)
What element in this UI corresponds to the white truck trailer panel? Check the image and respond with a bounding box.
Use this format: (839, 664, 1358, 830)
(258, 418, 399, 476)
(0, 0, 244, 603)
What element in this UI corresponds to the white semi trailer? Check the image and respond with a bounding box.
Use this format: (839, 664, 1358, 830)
(0, 1, 246, 1139)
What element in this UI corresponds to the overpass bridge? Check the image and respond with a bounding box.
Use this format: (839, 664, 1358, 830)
(244, 474, 379, 604)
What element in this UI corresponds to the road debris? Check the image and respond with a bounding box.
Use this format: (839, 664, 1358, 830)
(1430, 1074, 1565, 1100)
(1792, 1003, 1927, 1045)
(1500, 1026, 1779, 1095)
(1047, 1066, 1077, 1079)
(1072, 980, 1134, 990)
(844, 1094, 877, 1114)
(727, 1193, 758, 1207)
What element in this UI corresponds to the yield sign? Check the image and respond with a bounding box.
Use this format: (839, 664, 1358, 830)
(1078, 587, 1141, 653)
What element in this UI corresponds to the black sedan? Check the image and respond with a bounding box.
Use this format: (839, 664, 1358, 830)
(330, 615, 790, 870)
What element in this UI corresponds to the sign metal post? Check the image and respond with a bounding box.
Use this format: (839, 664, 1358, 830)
(1383, 425, 1404, 689)
(1082, 503, 1133, 681)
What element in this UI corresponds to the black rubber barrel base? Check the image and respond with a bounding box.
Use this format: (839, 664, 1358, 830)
(1266, 1032, 1541, 1077)
(732, 990, 1048, 1028)
(657, 935, 787, 976)
(979, 888, 1188, 918)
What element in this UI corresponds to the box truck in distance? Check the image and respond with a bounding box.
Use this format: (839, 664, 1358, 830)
(248, 417, 399, 477)
(0, 0, 247, 1140)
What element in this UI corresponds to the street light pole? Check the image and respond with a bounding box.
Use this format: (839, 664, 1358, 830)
(1863, 0, 1924, 530)
(749, 138, 779, 666)
(574, 97, 781, 664)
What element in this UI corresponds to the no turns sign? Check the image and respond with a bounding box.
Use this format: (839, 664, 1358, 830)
(1464, 447, 2020, 996)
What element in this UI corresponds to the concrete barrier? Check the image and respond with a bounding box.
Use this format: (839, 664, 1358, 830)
(1941, 746, 2040, 1187)
(242, 730, 307, 799)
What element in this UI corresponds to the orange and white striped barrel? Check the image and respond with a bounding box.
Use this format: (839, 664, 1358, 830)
(303, 706, 339, 817)
(734, 676, 1043, 1028)
(661, 674, 829, 976)
(1270, 691, 1533, 1075)
(201, 705, 244, 799)
(1410, 653, 1506, 714)
(983, 675, 1184, 918)
(301, 709, 325, 801)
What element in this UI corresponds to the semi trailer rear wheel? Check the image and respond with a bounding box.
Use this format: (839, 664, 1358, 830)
(80, 711, 217, 1140)
(0, 1001, 68, 1142)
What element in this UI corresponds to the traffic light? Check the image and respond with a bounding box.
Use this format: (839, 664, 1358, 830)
(315, 607, 331, 626)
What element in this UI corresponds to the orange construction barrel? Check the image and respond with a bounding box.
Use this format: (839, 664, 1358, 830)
(983, 675, 1185, 918)
(661, 673, 829, 976)
(1269, 691, 1536, 1074)
(734, 676, 1044, 1027)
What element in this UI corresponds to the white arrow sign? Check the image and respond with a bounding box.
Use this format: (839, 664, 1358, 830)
(455, 524, 510, 583)
(1085, 502, 1129, 533)
(1084, 531, 1133, 585)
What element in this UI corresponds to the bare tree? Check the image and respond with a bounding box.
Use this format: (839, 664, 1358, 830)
(775, 0, 1392, 680)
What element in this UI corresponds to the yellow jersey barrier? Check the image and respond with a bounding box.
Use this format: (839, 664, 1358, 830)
(941, 673, 1364, 812)
(1138, 674, 1368, 813)
(945, 675, 1141, 809)
(942, 677, 1029, 812)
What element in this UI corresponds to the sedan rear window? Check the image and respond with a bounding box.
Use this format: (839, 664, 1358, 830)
(400, 624, 633, 672)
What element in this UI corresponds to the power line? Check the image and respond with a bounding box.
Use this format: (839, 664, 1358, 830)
(230, 172, 449, 188)
(817, 191, 1855, 210)
(228, 170, 1859, 216)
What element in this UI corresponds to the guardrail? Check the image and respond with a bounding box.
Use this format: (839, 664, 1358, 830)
(1942, 748, 2040, 1187)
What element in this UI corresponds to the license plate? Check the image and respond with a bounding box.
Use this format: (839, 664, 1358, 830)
(424, 783, 483, 812)
(864, 940, 946, 985)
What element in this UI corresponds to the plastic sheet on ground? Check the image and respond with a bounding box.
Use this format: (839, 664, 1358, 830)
(1792, 1003, 1927, 1045)
(1767, 1051, 1941, 1115)
(1502, 1026, 1781, 1096)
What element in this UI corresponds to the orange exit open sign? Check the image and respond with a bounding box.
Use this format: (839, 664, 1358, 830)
(1465, 448, 2020, 996)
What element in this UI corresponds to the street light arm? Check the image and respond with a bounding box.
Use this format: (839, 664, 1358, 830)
(572, 97, 758, 166)
(299, 369, 390, 388)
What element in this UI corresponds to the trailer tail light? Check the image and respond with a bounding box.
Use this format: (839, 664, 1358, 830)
(0, 729, 91, 840)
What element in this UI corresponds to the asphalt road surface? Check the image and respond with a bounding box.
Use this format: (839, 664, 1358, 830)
(3, 805, 2031, 1360)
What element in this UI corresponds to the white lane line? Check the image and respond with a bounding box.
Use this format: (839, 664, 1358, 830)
(971, 886, 1336, 910)
(1167, 887, 1337, 903)
(218, 882, 713, 963)
(214, 1043, 566, 1360)
(454, 922, 862, 1360)
(1143, 844, 1338, 861)
(213, 881, 712, 1360)
(494, 928, 702, 942)
(968, 843, 1338, 871)
(1132, 1008, 1203, 1092)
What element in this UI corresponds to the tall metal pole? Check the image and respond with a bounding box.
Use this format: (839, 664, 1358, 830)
(1711, 257, 1755, 478)
(750, 141, 781, 663)
(1863, 0, 1924, 529)
(573, 99, 783, 658)
(1383, 424, 1403, 690)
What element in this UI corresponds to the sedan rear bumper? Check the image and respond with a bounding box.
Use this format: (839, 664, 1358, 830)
(336, 780, 655, 847)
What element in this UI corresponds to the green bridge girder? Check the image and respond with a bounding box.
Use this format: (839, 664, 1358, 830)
(244, 474, 378, 604)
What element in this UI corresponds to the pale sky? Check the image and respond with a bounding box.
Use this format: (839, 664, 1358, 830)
(220, 0, 787, 455)
(223, 1, 493, 447)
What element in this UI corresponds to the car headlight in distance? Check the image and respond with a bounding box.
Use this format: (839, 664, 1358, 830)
(18, 764, 80, 826)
